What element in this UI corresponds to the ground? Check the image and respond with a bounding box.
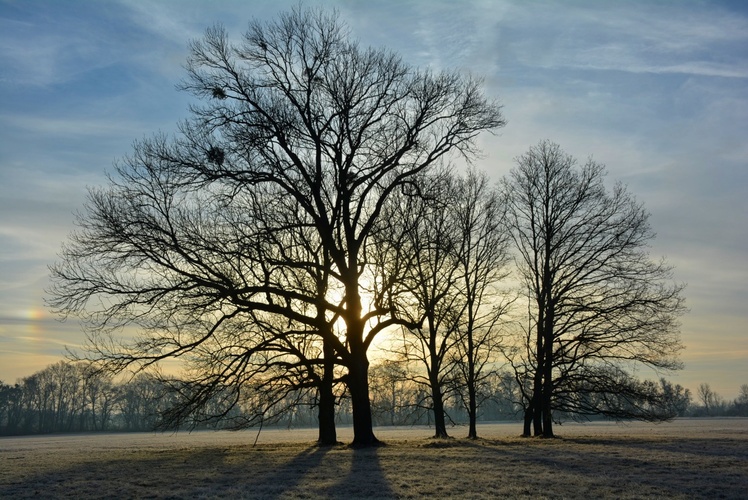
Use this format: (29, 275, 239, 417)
(1, 419, 746, 498)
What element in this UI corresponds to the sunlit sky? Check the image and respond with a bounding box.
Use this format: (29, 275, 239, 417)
(1, 0, 746, 399)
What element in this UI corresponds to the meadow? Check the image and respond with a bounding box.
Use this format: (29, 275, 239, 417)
(1, 419, 746, 499)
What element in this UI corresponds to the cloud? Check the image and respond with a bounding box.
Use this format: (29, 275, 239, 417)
(501, 1, 748, 79)
(0, 3, 127, 87)
(115, 0, 297, 50)
(3, 113, 150, 139)
(0, 16, 94, 87)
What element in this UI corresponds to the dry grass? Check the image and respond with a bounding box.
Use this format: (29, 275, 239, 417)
(1, 419, 746, 499)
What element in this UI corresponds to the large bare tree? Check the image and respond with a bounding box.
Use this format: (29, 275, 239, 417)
(504, 141, 686, 437)
(48, 6, 503, 446)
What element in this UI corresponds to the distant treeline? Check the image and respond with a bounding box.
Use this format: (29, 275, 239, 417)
(0, 360, 744, 436)
(0, 362, 161, 435)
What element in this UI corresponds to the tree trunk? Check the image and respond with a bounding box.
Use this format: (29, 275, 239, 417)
(522, 403, 532, 437)
(466, 319, 478, 439)
(317, 382, 336, 445)
(341, 270, 379, 447)
(467, 377, 478, 439)
(541, 312, 554, 438)
(542, 387, 553, 438)
(430, 378, 449, 438)
(347, 355, 379, 447)
(427, 328, 449, 439)
(532, 348, 544, 436)
(317, 340, 337, 446)
(533, 399, 543, 436)
(531, 302, 545, 436)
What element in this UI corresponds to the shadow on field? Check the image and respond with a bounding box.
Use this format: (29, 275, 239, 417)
(328, 446, 395, 498)
(3, 433, 746, 498)
(457, 436, 748, 499)
(0, 443, 335, 499)
(568, 435, 748, 459)
(0, 440, 402, 499)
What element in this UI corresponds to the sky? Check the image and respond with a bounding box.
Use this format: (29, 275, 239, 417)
(1, 0, 746, 400)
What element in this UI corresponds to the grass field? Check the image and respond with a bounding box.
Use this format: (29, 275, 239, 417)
(1, 419, 746, 498)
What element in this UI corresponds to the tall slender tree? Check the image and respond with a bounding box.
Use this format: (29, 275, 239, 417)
(450, 169, 512, 439)
(376, 170, 463, 438)
(375, 169, 511, 439)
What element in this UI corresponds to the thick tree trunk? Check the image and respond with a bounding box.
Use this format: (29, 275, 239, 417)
(533, 400, 543, 436)
(430, 378, 449, 438)
(317, 384, 336, 445)
(522, 403, 533, 437)
(542, 405, 553, 437)
(467, 378, 478, 439)
(317, 341, 337, 446)
(341, 271, 379, 447)
(427, 318, 449, 439)
(347, 356, 379, 447)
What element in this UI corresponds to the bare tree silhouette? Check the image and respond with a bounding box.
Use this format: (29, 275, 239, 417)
(503, 141, 686, 437)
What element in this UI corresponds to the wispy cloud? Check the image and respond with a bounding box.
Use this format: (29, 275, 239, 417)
(502, 1, 748, 79)
(1, 4, 123, 87)
(2, 113, 150, 139)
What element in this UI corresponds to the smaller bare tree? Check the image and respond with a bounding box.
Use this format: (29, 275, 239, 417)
(375, 169, 511, 438)
(451, 169, 512, 439)
(504, 140, 686, 437)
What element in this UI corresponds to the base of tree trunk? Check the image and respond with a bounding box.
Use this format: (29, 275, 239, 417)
(315, 439, 342, 447)
(349, 436, 384, 449)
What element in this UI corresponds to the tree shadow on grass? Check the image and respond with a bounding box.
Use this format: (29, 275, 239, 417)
(564, 435, 748, 459)
(326, 445, 396, 499)
(455, 436, 748, 499)
(7, 435, 744, 499)
(0, 442, 335, 499)
(233, 443, 335, 497)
